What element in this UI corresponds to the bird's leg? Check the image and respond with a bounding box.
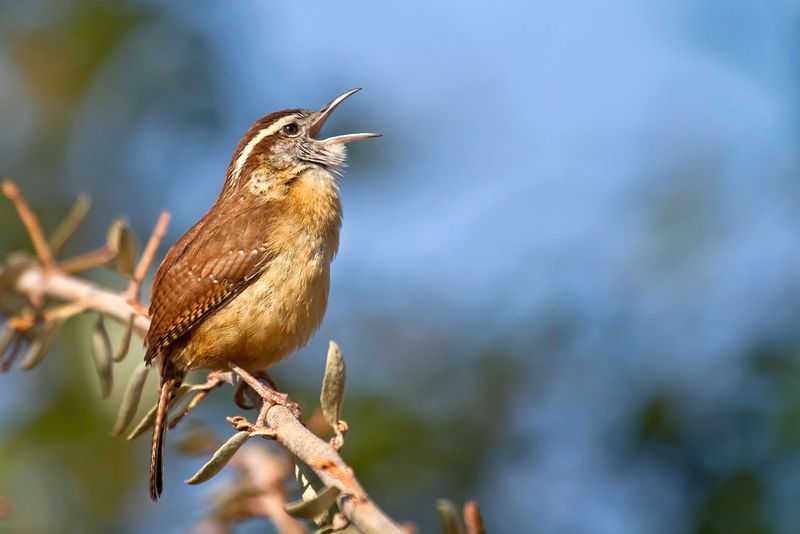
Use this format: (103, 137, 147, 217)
(233, 379, 257, 410)
(232, 370, 278, 409)
(253, 370, 279, 390)
(228, 363, 301, 418)
(167, 372, 225, 429)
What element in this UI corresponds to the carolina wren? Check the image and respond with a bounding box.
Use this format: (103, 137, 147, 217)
(144, 89, 379, 501)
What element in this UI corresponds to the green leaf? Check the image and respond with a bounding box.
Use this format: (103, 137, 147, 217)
(106, 218, 138, 276)
(91, 314, 113, 398)
(113, 312, 135, 362)
(111, 363, 150, 436)
(436, 499, 465, 534)
(321, 341, 346, 431)
(185, 431, 250, 485)
(284, 485, 340, 520)
(0, 326, 18, 365)
(293, 458, 333, 525)
(49, 194, 91, 254)
(0, 329, 23, 372)
(0, 252, 34, 290)
(126, 383, 193, 440)
(19, 319, 62, 370)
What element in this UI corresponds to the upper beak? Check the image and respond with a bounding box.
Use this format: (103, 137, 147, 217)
(309, 88, 381, 144)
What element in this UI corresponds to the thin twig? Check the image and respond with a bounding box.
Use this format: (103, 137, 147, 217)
(58, 247, 116, 274)
(464, 501, 485, 534)
(256, 401, 271, 426)
(2, 179, 56, 271)
(125, 211, 170, 304)
(169, 374, 225, 429)
(226, 415, 277, 439)
(44, 301, 90, 321)
(13, 263, 149, 337)
(49, 194, 91, 254)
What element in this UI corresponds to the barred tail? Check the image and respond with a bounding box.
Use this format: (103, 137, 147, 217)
(149, 357, 182, 501)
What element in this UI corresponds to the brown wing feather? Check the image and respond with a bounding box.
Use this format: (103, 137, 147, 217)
(145, 202, 279, 364)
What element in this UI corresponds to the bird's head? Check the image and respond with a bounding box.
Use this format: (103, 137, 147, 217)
(223, 88, 379, 198)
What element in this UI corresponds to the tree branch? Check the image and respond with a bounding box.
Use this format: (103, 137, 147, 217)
(11, 263, 150, 336)
(2, 180, 56, 271)
(268, 405, 404, 533)
(1, 182, 406, 533)
(124, 211, 170, 306)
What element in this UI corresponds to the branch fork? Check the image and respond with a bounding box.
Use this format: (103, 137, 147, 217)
(1, 180, 438, 534)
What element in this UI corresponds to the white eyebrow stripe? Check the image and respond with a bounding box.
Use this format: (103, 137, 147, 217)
(229, 115, 299, 184)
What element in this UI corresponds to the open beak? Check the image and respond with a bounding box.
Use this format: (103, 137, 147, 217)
(309, 88, 381, 145)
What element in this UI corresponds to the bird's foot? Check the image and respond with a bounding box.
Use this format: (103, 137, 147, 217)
(233, 380, 257, 410)
(226, 415, 277, 439)
(228, 363, 301, 419)
(232, 370, 280, 410)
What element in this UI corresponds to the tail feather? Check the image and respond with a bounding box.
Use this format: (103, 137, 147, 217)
(149, 358, 182, 501)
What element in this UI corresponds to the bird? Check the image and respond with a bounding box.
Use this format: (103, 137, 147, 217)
(144, 88, 379, 501)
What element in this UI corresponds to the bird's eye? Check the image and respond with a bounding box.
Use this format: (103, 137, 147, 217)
(281, 123, 300, 136)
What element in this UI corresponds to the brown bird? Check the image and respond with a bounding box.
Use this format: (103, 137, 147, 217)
(144, 89, 379, 501)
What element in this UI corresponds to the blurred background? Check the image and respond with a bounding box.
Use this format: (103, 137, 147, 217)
(1, 0, 799, 532)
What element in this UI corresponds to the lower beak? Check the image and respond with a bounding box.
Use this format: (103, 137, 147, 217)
(320, 132, 382, 144)
(309, 88, 381, 145)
